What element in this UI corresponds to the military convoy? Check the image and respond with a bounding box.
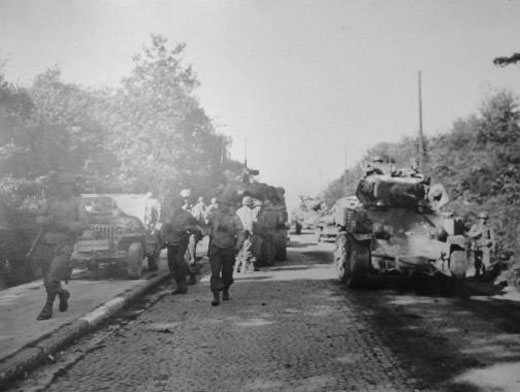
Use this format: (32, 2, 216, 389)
(71, 194, 162, 279)
(333, 172, 468, 288)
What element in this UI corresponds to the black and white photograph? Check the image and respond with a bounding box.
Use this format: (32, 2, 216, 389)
(1, 1, 520, 391)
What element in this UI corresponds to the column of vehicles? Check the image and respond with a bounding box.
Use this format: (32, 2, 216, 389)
(71, 175, 290, 279)
(295, 170, 471, 288)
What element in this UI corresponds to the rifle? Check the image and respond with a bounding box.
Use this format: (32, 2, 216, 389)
(26, 227, 44, 258)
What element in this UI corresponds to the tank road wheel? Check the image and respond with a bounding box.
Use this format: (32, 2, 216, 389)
(346, 235, 370, 288)
(126, 242, 144, 279)
(449, 249, 467, 281)
(334, 233, 348, 282)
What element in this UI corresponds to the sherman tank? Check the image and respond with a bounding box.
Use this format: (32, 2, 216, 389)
(333, 172, 468, 288)
(217, 169, 289, 261)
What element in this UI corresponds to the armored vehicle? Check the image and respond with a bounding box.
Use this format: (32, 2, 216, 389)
(334, 173, 467, 288)
(218, 170, 289, 261)
(71, 194, 162, 279)
(315, 196, 361, 242)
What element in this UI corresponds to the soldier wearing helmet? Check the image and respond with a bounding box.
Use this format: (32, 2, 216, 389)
(207, 193, 245, 306)
(468, 211, 496, 277)
(35, 172, 87, 320)
(162, 190, 202, 295)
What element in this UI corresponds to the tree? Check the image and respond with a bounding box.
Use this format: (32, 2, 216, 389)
(105, 35, 230, 203)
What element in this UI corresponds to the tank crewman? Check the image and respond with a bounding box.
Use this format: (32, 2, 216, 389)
(468, 211, 496, 277)
(162, 192, 202, 294)
(363, 157, 385, 178)
(207, 195, 245, 306)
(256, 198, 280, 267)
(235, 196, 258, 274)
(35, 173, 87, 321)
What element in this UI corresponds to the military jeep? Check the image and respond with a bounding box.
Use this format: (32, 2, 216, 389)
(71, 194, 162, 279)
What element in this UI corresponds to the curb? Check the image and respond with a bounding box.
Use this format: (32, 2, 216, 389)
(0, 270, 171, 388)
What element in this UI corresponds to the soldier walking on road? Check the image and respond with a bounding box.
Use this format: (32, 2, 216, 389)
(468, 211, 496, 277)
(35, 173, 86, 321)
(162, 193, 201, 295)
(207, 196, 245, 306)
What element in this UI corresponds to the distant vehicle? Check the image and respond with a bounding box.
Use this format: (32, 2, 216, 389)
(314, 196, 361, 242)
(334, 173, 467, 288)
(291, 197, 323, 234)
(72, 194, 162, 279)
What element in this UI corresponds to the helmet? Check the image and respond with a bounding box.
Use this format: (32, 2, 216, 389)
(242, 196, 254, 206)
(478, 211, 489, 220)
(179, 189, 191, 198)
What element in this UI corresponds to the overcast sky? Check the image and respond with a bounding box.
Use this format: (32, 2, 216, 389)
(1, 0, 519, 208)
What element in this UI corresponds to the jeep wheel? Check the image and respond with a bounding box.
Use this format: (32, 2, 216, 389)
(126, 242, 144, 279)
(449, 249, 467, 281)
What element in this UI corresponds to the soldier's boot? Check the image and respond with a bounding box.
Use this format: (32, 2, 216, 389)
(211, 290, 220, 306)
(171, 281, 188, 295)
(58, 289, 70, 312)
(222, 288, 230, 301)
(37, 293, 56, 321)
(188, 273, 197, 285)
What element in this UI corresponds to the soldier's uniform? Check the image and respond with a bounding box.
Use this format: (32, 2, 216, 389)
(162, 201, 200, 294)
(207, 200, 245, 306)
(468, 212, 496, 277)
(36, 173, 86, 321)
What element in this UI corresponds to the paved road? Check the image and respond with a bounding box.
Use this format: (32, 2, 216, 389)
(9, 233, 520, 391)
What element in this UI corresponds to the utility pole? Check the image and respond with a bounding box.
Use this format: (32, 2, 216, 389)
(418, 70, 425, 172)
(343, 146, 348, 190)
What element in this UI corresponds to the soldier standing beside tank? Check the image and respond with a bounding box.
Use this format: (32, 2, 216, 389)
(235, 196, 258, 273)
(35, 173, 86, 321)
(207, 196, 245, 306)
(162, 192, 201, 295)
(468, 211, 496, 277)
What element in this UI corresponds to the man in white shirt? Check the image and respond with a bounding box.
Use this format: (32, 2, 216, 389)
(235, 196, 258, 273)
